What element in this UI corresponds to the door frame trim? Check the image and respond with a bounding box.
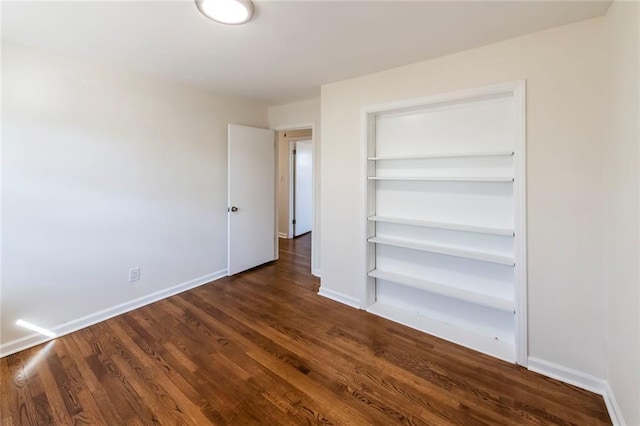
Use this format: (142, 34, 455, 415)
(289, 139, 296, 238)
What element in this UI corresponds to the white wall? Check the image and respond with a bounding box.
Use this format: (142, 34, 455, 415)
(1, 42, 268, 349)
(603, 1, 640, 424)
(268, 98, 321, 276)
(269, 98, 320, 133)
(320, 18, 607, 378)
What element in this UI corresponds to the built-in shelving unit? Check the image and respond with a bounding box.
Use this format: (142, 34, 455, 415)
(363, 82, 527, 365)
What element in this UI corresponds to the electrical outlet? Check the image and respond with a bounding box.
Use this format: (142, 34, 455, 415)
(129, 267, 140, 282)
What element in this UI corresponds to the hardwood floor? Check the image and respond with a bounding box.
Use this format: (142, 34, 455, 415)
(1, 233, 611, 425)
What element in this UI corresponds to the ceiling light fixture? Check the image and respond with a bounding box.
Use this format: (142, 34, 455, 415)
(195, 0, 255, 25)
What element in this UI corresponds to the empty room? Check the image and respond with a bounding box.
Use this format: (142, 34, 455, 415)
(1, 0, 638, 424)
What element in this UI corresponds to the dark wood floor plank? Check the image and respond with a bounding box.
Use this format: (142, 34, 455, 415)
(3, 351, 41, 426)
(177, 289, 461, 425)
(247, 346, 382, 425)
(216, 305, 481, 424)
(186, 275, 530, 424)
(154, 296, 322, 425)
(324, 324, 579, 425)
(127, 327, 229, 425)
(0, 233, 611, 425)
(170, 300, 380, 424)
(175, 289, 517, 426)
(221, 289, 525, 425)
(0, 358, 16, 426)
(61, 335, 128, 425)
(112, 314, 216, 421)
(201, 261, 610, 426)
(13, 347, 55, 425)
(74, 327, 150, 425)
(167, 290, 381, 425)
(90, 321, 197, 425)
(105, 319, 216, 426)
(132, 304, 259, 424)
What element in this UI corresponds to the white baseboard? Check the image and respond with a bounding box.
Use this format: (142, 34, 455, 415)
(528, 357, 605, 394)
(312, 268, 321, 278)
(317, 287, 361, 309)
(528, 357, 623, 425)
(0, 269, 227, 358)
(602, 381, 625, 426)
(278, 232, 289, 239)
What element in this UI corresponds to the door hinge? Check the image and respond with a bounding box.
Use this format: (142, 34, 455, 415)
(293, 149, 297, 155)
(292, 219, 296, 225)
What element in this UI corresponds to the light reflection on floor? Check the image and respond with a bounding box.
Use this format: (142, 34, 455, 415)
(20, 340, 56, 378)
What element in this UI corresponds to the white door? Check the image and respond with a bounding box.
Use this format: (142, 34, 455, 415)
(294, 140, 313, 236)
(228, 124, 276, 275)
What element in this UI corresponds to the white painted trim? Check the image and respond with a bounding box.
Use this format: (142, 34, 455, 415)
(312, 268, 321, 278)
(278, 232, 289, 239)
(362, 106, 377, 307)
(361, 81, 523, 115)
(317, 287, 362, 309)
(274, 131, 280, 261)
(227, 124, 233, 274)
(288, 139, 296, 238)
(512, 80, 528, 367)
(273, 123, 314, 132)
(528, 357, 622, 425)
(602, 381, 625, 426)
(0, 270, 227, 358)
(528, 357, 605, 394)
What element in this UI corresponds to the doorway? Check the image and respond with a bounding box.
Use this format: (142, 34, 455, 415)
(276, 128, 313, 262)
(228, 123, 316, 278)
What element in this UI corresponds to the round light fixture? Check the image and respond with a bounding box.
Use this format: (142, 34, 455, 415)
(195, 0, 255, 25)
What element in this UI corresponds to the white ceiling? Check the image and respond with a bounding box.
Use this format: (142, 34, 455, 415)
(1, 0, 611, 104)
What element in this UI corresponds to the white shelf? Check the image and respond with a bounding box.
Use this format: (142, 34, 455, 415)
(368, 151, 514, 161)
(368, 176, 514, 182)
(368, 216, 514, 236)
(366, 301, 515, 363)
(368, 236, 515, 266)
(369, 269, 514, 312)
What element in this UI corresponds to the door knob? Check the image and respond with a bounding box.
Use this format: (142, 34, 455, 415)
(228, 206, 238, 212)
